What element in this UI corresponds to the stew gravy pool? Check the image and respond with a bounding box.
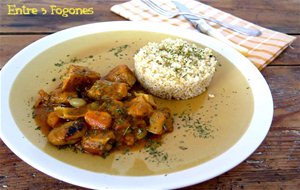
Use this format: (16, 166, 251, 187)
(9, 31, 254, 176)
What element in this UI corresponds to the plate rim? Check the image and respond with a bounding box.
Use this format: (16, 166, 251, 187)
(0, 21, 273, 189)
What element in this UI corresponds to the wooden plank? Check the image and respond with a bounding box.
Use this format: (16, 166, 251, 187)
(1, 66, 299, 189)
(0, 35, 46, 68)
(201, 0, 300, 34)
(0, 0, 125, 33)
(1, 35, 299, 69)
(0, 0, 299, 34)
(273, 36, 300, 66)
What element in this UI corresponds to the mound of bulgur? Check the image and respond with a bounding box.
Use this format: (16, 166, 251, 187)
(134, 38, 217, 100)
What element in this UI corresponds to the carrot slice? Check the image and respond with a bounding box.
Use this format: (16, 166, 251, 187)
(84, 111, 112, 130)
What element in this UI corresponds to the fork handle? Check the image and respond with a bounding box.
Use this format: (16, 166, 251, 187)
(180, 13, 261, 37)
(208, 17, 262, 37)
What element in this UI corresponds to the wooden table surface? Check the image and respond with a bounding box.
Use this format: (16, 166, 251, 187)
(0, 0, 299, 189)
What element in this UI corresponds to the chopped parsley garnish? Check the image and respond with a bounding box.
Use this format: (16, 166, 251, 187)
(109, 44, 130, 58)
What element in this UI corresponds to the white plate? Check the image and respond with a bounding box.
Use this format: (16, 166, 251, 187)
(0, 21, 273, 189)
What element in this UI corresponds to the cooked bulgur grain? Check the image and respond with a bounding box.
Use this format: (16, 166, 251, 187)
(134, 38, 217, 100)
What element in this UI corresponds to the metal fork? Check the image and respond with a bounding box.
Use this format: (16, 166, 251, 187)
(141, 0, 261, 36)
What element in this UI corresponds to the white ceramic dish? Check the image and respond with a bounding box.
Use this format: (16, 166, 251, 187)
(0, 21, 273, 189)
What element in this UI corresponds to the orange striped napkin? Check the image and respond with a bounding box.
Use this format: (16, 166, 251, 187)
(111, 0, 296, 70)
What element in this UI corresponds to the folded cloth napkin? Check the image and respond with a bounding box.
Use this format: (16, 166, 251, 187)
(111, 0, 296, 70)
